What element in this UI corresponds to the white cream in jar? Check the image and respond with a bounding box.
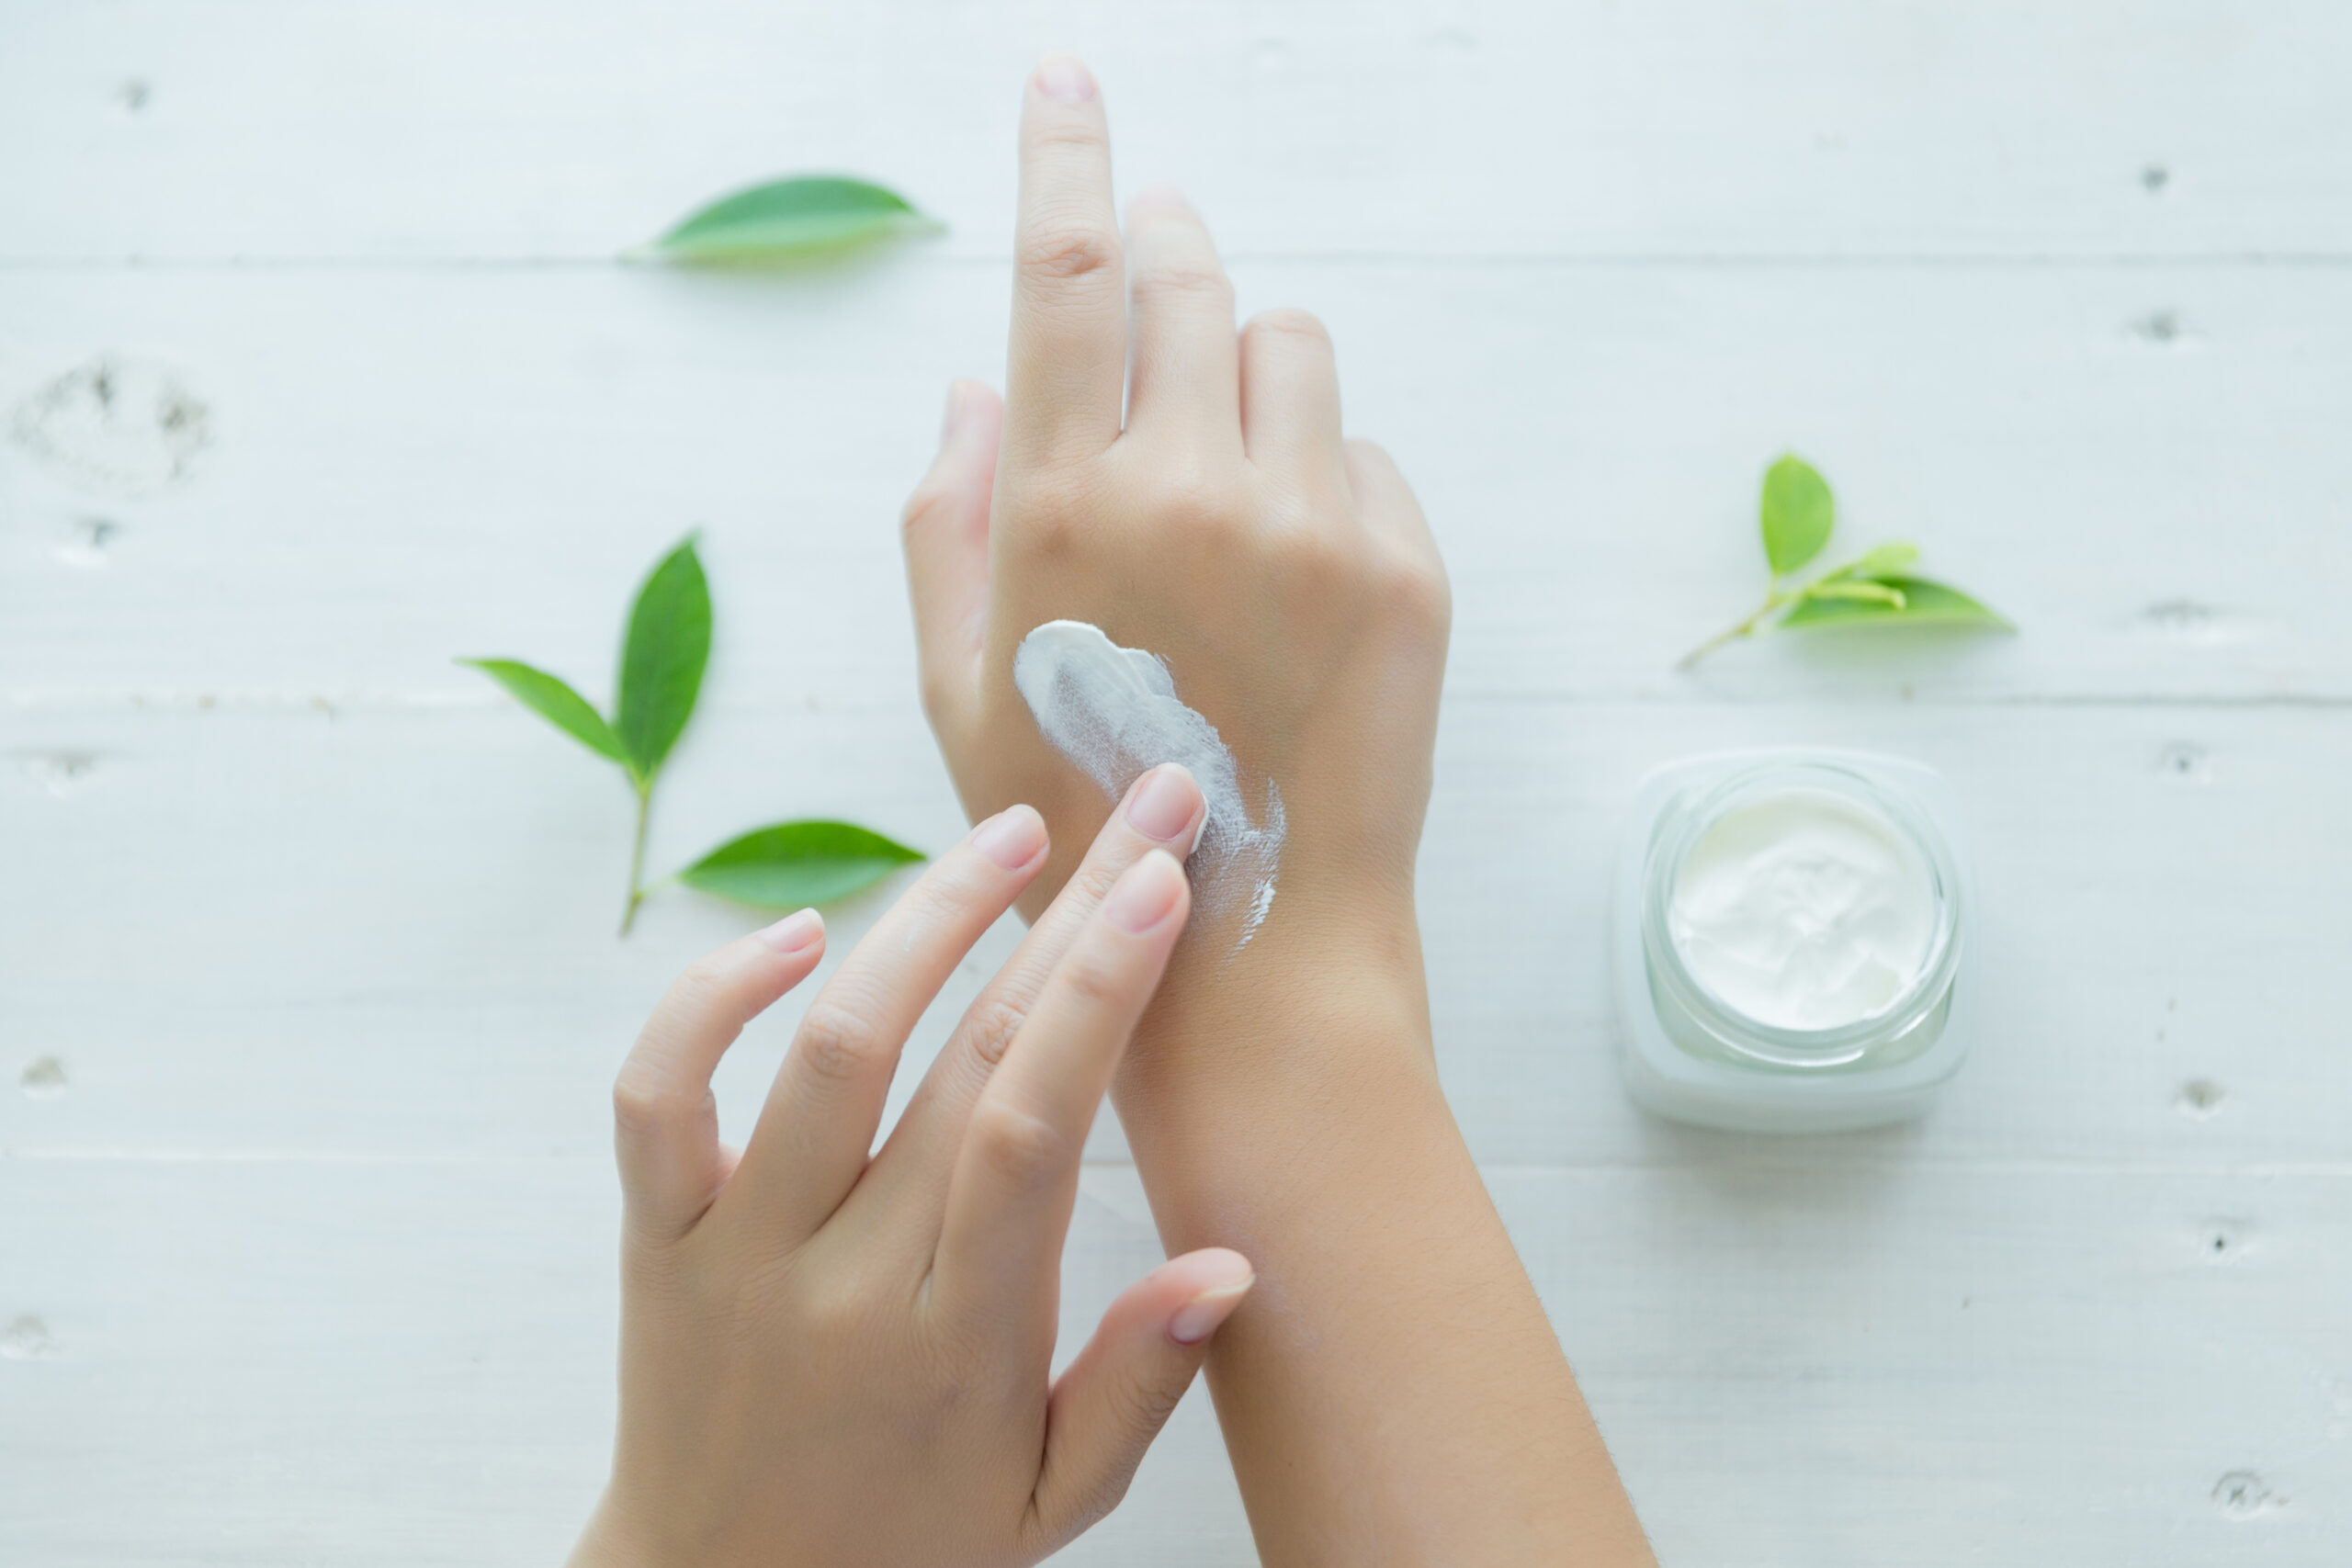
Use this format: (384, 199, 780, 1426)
(1666, 787, 1936, 1032)
(1614, 751, 1975, 1134)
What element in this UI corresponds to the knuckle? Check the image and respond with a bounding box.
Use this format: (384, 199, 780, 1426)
(609, 1069, 677, 1138)
(959, 993, 1031, 1070)
(969, 1100, 1069, 1193)
(1132, 261, 1233, 310)
(1246, 306, 1332, 350)
(1054, 942, 1133, 1010)
(792, 1000, 890, 1090)
(1016, 221, 1121, 286)
(1148, 463, 1243, 535)
(1381, 548, 1453, 633)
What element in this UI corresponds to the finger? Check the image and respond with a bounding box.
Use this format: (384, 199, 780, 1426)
(725, 806, 1048, 1243)
(612, 909, 827, 1242)
(901, 379, 1004, 730)
(1122, 186, 1240, 448)
(1005, 54, 1125, 464)
(1240, 308, 1344, 483)
(1026, 1248, 1255, 1551)
(858, 764, 1205, 1226)
(931, 851, 1190, 1325)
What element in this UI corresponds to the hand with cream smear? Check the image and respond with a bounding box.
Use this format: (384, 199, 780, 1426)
(895, 54, 1653, 1568)
(569, 778, 1251, 1568)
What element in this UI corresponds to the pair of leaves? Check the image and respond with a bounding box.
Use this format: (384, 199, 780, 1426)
(1756, 455, 2009, 631)
(1679, 456, 2011, 666)
(466, 539, 710, 786)
(636, 176, 941, 265)
(463, 537, 922, 928)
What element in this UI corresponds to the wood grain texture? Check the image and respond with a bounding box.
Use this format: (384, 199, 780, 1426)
(5, 265, 2348, 705)
(6, 0, 2349, 1562)
(4, 0, 2350, 261)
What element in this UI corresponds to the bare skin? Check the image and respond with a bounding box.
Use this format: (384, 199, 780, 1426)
(569, 776, 1256, 1567)
(901, 54, 1657, 1567)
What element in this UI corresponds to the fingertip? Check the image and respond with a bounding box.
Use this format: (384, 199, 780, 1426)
(1032, 51, 1098, 104)
(754, 907, 825, 956)
(1168, 1253, 1256, 1345)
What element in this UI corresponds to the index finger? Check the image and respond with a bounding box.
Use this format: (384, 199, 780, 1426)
(930, 851, 1191, 1328)
(1004, 54, 1126, 464)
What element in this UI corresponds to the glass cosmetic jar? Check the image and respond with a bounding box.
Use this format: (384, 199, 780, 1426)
(1613, 749, 1976, 1133)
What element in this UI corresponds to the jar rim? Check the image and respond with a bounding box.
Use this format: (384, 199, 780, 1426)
(1640, 759, 1964, 1068)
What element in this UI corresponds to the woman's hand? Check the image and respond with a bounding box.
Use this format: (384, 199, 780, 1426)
(569, 766, 1252, 1568)
(900, 52, 1451, 953)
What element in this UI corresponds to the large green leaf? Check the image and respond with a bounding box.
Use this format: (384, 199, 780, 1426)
(459, 658, 628, 764)
(615, 537, 711, 781)
(1780, 575, 2013, 631)
(677, 820, 926, 908)
(642, 176, 939, 265)
(1760, 455, 1835, 577)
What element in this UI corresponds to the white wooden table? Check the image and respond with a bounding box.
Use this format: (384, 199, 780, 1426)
(6, 4, 2347, 1562)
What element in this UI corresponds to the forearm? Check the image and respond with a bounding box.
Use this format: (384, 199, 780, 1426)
(1114, 919, 1654, 1567)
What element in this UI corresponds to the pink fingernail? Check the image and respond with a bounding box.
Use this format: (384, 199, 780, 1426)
(971, 805, 1047, 871)
(1170, 1274, 1255, 1345)
(757, 908, 823, 953)
(940, 381, 971, 442)
(1124, 764, 1202, 847)
(1103, 851, 1184, 934)
(1035, 53, 1097, 103)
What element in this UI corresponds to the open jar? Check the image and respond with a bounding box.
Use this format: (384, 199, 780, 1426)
(1613, 749, 1976, 1133)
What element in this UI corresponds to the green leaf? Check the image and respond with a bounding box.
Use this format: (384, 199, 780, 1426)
(1760, 455, 1835, 577)
(615, 536, 712, 781)
(1821, 542, 1921, 582)
(1802, 580, 1908, 608)
(1780, 575, 2014, 631)
(640, 176, 940, 265)
(677, 820, 926, 908)
(459, 659, 628, 764)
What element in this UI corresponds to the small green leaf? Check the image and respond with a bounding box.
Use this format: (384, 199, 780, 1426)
(677, 820, 926, 908)
(1821, 542, 1921, 582)
(616, 537, 711, 781)
(640, 176, 940, 265)
(459, 659, 628, 764)
(1760, 455, 1835, 577)
(1780, 575, 2014, 631)
(1803, 580, 1908, 608)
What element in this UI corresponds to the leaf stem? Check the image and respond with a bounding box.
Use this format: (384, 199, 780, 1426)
(1676, 588, 1789, 671)
(620, 779, 653, 937)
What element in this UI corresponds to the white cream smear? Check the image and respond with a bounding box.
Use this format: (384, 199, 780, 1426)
(1668, 787, 1934, 1032)
(1012, 620, 1284, 951)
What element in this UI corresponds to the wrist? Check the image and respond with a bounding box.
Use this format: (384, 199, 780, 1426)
(1118, 897, 1436, 1113)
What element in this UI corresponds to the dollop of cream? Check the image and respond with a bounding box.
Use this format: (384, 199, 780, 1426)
(1012, 619, 1283, 949)
(1667, 787, 1934, 1032)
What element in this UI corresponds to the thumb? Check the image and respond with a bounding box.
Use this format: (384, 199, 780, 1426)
(899, 378, 1002, 730)
(1028, 1247, 1256, 1549)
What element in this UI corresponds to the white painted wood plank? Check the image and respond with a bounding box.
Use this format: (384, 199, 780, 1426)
(6, 701, 2346, 1169)
(6, 264, 2348, 705)
(5, 1, 2350, 261)
(2, 1158, 2341, 1564)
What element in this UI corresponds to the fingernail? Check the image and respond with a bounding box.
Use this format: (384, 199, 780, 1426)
(756, 908, 823, 953)
(1035, 53, 1097, 103)
(1103, 851, 1185, 934)
(940, 381, 971, 443)
(971, 805, 1047, 871)
(1132, 183, 1191, 212)
(1124, 764, 1202, 847)
(1170, 1275, 1255, 1345)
